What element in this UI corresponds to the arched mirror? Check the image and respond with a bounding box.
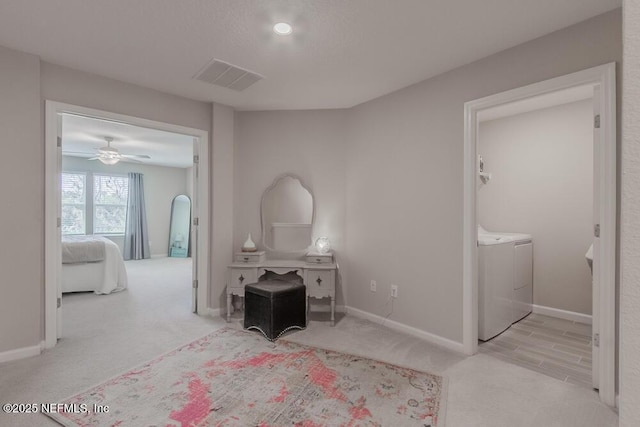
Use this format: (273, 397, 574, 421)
(169, 195, 191, 257)
(261, 174, 314, 252)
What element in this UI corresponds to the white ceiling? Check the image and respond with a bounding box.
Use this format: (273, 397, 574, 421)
(0, 0, 620, 111)
(62, 114, 193, 168)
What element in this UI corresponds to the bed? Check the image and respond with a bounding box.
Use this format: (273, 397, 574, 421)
(61, 236, 128, 294)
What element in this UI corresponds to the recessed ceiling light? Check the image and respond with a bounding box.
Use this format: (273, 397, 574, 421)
(273, 22, 293, 36)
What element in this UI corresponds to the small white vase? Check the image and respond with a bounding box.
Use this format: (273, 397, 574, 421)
(242, 233, 257, 252)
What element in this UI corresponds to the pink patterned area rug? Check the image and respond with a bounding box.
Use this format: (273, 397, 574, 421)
(47, 327, 446, 427)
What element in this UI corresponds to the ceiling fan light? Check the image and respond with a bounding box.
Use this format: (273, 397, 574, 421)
(99, 156, 120, 165)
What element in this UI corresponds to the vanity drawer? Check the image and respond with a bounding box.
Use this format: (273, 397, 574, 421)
(229, 268, 257, 294)
(306, 253, 333, 264)
(234, 251, 265, 263)
(306, 270, 334, 296)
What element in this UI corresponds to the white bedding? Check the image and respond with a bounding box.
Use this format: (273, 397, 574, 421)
(61, 237, 128, 294)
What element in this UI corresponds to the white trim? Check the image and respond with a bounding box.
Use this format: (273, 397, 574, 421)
(462, 63, 616, 406)
(205, 307, 222, 318)
(307, 304, 346, 313)
(345, 306, 465, 354)
(532, 304, 592, 325)
(45, 102, 59, 349)
(150, 253, 170, 259)
(0, 342, 43, 364)
(45, 101, 210, 348)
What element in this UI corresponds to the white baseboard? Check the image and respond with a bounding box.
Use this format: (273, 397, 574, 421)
(205, 307, 222, 318)
(532, 304, 592, 325)
(308, 304, 346, 313)
(345, 306, 465, 354)
(151, 253, 169, 259)
(0, 342, 43, 364)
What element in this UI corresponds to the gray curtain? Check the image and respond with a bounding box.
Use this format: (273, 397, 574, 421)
(123, 172, 150, 260)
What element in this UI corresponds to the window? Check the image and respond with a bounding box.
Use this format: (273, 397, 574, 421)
(61, 172, 87, 235)
(61, 172, 129, 235)
(93, 174, 129, 234)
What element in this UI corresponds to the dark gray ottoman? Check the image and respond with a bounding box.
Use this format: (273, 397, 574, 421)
(244, 280, 306, 341)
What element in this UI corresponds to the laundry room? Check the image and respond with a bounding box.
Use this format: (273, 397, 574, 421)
(476, 85, 596, 387)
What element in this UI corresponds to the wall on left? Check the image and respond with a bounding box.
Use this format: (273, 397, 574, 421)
(0, 46, 42, 354)
(0, 46, 217, 357)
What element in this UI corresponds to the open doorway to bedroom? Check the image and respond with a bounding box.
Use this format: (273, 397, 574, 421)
(45, 102, 209, 349)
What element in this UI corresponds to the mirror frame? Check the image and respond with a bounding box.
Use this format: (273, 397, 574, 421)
(260, 173, 315, 253)
(168, 194, 192, 256)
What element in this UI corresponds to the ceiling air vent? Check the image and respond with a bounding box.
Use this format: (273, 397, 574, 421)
(194, 59, 263, 91)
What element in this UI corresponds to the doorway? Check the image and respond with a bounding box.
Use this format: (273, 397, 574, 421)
(45, 101, 209, 348)
(475, 89, 595, 388)
(462, 63, 616, 406)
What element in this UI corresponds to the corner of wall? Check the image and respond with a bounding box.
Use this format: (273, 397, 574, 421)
(210, 103, 235, 310)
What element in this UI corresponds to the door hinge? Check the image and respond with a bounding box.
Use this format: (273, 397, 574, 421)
(57, 217, 61, 228)
(594, 114, 601, 129)
(192, 279, 198, 289)
(193, 217, 199, 226)
(57, 297, 61, 308)
(57, 137, 62, 148)
(193, 155, 199, 164)
(594, 333, 600, 347)
(594, 224, 600, 238)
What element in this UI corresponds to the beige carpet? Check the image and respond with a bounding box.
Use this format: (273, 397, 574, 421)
(0, 257, 617, 427)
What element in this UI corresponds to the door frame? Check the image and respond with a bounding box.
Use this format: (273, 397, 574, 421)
(45, 101, 210, 348)
(462, 63, 616, 406)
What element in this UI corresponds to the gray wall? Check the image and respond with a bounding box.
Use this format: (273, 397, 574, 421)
(621, 0, 640, 424)
(345, 10, 621, 343)
(0, 54, 214, 354)
(478, 100, 594, 315)
(0, 46, 41, 353)
(233, 110, 348, 306)
(61, 156, 189, 257)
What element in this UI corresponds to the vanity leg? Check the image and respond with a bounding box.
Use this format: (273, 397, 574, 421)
(226, 293, 232, 322)
(330, 296, 335, 327)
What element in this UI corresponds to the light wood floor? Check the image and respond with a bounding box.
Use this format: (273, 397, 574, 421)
(479, 313, 593, 388)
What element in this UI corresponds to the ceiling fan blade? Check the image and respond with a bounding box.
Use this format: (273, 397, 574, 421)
(87, 157, 100, 161)
(121, 154, 151, 159)
(62, 151, 95, 156)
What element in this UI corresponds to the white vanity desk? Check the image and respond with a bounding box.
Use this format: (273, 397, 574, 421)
(226, 258, 337, 326)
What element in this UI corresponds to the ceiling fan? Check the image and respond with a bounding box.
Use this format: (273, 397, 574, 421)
(66, 137, 151, 165)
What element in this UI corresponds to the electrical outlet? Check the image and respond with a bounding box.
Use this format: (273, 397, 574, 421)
(370, 280, 377, 292)
(391, 284, 398, 298)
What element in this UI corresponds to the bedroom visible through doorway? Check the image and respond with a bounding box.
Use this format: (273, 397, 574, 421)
(45, 101, 210, 349)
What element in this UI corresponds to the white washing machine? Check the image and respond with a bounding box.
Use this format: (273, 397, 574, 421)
(478, 226, 534, 340)
(510, 233, 533, 323)
(478, 234, 515, 341)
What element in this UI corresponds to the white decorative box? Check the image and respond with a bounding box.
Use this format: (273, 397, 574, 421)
(306, 251, 333, 264)
(234, 251, 265, 263)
